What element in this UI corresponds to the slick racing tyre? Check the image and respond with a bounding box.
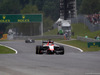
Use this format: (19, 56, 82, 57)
(25, 40, 29, 43)
(32, 40, 35, 43)
(59, 46, 64, 55)
(36, 46, 43, 54)
(36, 46, 39, 54)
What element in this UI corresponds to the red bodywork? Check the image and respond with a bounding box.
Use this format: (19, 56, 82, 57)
(46, 42, 54, 51)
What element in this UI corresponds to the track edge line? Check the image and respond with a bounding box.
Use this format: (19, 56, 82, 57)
(0, 44, 18, 54)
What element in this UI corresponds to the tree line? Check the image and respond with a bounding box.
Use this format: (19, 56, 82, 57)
(0, 0, 59, 35)
(0, 0, 100, 35)
(79, 0, 100, 14)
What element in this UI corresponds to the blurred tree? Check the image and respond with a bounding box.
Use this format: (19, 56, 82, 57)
(76, 0, 83, 14)
(0, 0, 21, 34)
(0, 0, 60, 34)
(19, 0, 36, 8)
(20, 4, 54, 35)
(43, 16, 54, 32)
(35, 0, 45, 11)
(43, 0, 59, 21)
(19, 5, 41, 35)
(79, 0, 100, 14)
(0, 0, 21, 14)
(20, 5, 40, 14)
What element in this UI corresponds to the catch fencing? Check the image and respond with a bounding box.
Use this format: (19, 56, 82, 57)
(71, 15, 100, 32)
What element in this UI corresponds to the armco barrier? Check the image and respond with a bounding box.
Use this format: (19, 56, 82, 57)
(14, 35, 64, 40)
(77, 36, 100, 42)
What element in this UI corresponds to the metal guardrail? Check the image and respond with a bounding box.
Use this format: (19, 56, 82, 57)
(77, 36, 100, 42)
(14, 35, 64, 40)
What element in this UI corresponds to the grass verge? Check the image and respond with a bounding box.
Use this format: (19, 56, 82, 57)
(0, 45, 15, 54)
(55, 40, 100, 52)
(43, 23, 100, 52)
(44, 29, 58, 35)
(44, 23, 100, 39)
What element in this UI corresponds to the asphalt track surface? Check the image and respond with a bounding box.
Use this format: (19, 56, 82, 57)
(0, 40, 100, 75)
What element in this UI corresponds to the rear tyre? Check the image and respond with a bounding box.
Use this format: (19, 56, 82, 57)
(59, 46, 64, 55)
(32, 40, 35, 43)
(36, 46, 43, 54)
(36, 46, 39, 54)
(25, 40, 28, 43)
(39, 46, 43, 54)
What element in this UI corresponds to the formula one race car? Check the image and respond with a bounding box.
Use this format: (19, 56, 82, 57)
(25, 38, 35, 43)
(36, 40, 64, 55)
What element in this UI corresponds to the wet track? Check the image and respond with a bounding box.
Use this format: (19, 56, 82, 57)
(0, 40, 100, 75)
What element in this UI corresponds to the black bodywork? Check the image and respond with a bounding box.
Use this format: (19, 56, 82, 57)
(25, 39, 35, 43)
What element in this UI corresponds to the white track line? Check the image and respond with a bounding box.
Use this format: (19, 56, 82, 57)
(0, 44, 18, 54)
(55, 42, 83, 52)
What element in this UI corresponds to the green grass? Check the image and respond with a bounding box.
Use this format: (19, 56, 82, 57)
(44, 28, 58, 35)
(71, 23, 100, 38)
(0, 45, 15, 54)
(0, 39, 8, 41)
(58, 40, 100, 52)
(44, 23, 100, 39)
(43, 23, 100, 52)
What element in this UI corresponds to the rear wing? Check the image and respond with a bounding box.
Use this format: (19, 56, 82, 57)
(42, 41, 54, 43)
